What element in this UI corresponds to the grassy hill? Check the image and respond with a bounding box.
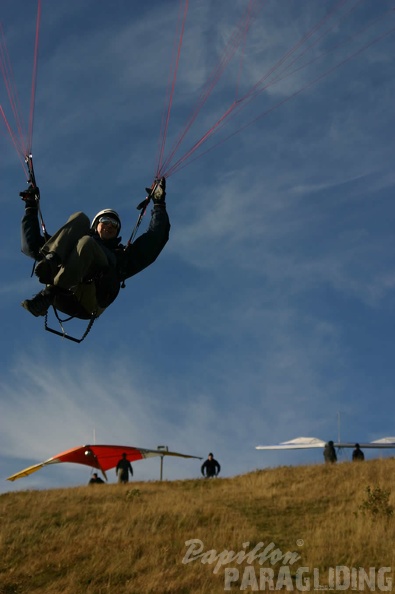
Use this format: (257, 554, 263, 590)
(1, 458, 395, 593)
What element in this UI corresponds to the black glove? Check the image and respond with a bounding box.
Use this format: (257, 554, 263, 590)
(20, 185, 40, 208)
(145, 177, 166, 203)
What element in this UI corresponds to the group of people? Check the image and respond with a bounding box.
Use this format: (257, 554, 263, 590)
(88, 452, 221, 484)
(89, 443, 367, 484)
(89, 452, 134, 485)
(323, 441, 365, 464)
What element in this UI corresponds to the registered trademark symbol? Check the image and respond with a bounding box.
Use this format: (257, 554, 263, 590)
(296, 539, 304, 547)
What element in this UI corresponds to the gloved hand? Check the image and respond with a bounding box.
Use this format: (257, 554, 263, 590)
(145, 177, 166, 203)
(20, 185, 40, 208)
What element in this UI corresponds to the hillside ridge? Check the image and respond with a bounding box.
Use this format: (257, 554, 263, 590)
(1, 458, 394, 593)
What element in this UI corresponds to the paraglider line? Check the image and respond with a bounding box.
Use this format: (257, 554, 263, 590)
(28, 0, 42, 153)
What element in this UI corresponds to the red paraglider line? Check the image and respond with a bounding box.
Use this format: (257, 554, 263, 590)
(0, 105, 28, 177)
(165, 24, 395, 178)
(261, 0, 366, 86)
(159, 0, 353, 177)
(237, 0, 359, 105)
(234, 3, 395, 111)
(0, 23, 28, 156)
(234, 0, 257, 101)
(28, 0, 42, 153)
(156, 0, 189, 177)
(157, 0, 263, 178)
(1, 1, 394, 188)
(212, 0, 394, 136)
(162, 0, 262, 174)
(161, 2, 395, 178)
(0, 0, 41, 163)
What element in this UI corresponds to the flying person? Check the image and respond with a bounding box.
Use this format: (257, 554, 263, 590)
(19, 178, 169, 321)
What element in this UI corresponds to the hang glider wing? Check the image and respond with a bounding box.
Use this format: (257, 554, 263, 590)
(7, 444, 202, 482)
(319, 438, 395, 449)
(6, 461, 47, 481)
(256, 437, 327, 450)
(256, 436, 395, 451)
(362, 437, 395, 448)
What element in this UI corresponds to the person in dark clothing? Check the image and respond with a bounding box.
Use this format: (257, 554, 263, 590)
(116, 453, 134, 484)
(323, 441, 337, 464)
(201, 453, 221, 478)
(88, 472, 105, 484)
(352, 443, 365, 461)
(19, 177, 170, 320)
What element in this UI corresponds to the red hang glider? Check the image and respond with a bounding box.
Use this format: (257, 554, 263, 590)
(7, 444, 202, 482)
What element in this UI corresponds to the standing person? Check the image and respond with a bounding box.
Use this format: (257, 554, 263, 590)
(201, 453, 221, 478)
(323, 441, 337, 464)
(116, 453, 134, 484)
(19, 178, 170, 321)
(352, 443, 365, 461)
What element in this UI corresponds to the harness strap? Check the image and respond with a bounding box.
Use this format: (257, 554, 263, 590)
(44, 307, 96, 344)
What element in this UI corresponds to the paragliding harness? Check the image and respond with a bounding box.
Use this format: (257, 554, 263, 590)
(21, 155, 92, 343)
(21, 156, 161, 343)
(44, 307, 96, 344)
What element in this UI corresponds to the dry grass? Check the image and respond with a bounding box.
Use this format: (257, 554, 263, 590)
(1, 458, 395, 593)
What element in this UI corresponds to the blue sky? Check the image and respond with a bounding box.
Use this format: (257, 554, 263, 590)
(1, 0, 394, 491)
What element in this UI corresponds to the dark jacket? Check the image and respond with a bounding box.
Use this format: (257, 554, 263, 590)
(89, 475, 105, 484)
(352, 447, 365, 461)
(323, 442, 337, 463)
(201, 458, 221, 477)
(116, 458, 133, 480)
(21, 204, 170, 312)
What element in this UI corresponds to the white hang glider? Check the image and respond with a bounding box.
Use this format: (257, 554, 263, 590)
(256, 436, 395, 451)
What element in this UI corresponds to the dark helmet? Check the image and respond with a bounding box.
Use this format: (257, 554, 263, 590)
(91, 209, 121, 233)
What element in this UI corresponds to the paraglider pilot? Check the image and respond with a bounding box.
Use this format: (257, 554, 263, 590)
(19, 178, 169, 320)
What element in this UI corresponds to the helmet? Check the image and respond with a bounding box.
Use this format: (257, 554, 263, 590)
(91, 209, 121, 232)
